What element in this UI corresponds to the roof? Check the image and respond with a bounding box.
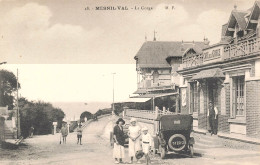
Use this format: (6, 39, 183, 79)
(190, 68, 225, 81)
(133, 89, 147, 94)
(221, 23, 228, 37)
(182, 47, 203, 57)
(123, 97, 151, 103)
(135, 41, 204, 68)
(246, 1, 260, 30)
(155, 114, 193, 131)
(131, 92, 178, 98)
(225, 10, 248, 36)
(232, 11, 247, 29)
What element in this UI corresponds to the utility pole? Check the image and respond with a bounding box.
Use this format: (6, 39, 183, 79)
(112, 73, 116, 115)
(16, 68, 20, 138)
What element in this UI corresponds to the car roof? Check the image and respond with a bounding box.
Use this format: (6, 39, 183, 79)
(155, 114, 192, 121)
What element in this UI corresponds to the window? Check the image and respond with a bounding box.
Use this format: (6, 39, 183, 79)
(190, 82, 198, 113)
(153, 71, 159, 83)
(231, 76, 245, 117)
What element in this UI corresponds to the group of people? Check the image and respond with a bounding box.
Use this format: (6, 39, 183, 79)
(113, 118, 153, 165)
(60, 123, 83, 145)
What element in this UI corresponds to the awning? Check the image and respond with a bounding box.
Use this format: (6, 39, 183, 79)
(133, 89, 146, 94)
(124, 97, 151, 103)
(132, 92, 178, 99)
(190, 68, 225, 81)
(118, 92, 178, 103)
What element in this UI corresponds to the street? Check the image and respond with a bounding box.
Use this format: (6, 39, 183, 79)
(0, 116, 260, 165)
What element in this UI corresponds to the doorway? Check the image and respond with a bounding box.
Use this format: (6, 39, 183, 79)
(206, 79, 218, 131)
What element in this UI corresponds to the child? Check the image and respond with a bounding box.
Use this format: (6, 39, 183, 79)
(61, 123, 68, 144)
(141, 127, 153, 165)
(77, 124, 83, 145)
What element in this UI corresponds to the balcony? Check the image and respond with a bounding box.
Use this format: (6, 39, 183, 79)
(182, 44, 225, 69)
(182, 54, 204, 68)
(224, 37, 260, 60)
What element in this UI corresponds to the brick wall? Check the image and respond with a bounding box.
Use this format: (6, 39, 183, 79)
(198, 113, 207, 129)
(218, 115, 230, 133)
(199, 82, 207, 130)
(216, 83, 231, 133)
(225, 84, 231, 116)
(246, 80, 260, 138)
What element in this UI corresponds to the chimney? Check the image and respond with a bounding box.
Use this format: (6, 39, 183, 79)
(181, 40, 185, 52)
(234, 4, 237, 11)
(204, 37, 210, 46)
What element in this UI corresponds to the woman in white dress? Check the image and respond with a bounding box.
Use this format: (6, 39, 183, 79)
(127, 118, 141, 164)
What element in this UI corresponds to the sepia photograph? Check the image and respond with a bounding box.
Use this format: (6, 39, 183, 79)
(0, 0, 260, 164)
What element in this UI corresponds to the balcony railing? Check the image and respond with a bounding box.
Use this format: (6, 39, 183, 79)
(224, 37, 260, 60)
(182, 54, 204, 68)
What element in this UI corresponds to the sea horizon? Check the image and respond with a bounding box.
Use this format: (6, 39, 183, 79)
(51, 101, 112, 121)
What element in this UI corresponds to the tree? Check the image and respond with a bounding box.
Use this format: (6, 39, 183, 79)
(0, 70, 20, 110)
(19, 98, 65, 138)
(80, 111, 93, 121)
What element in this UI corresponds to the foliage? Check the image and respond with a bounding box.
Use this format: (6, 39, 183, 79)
(80, 111, 93, 122)
(19, 97, 65, 138)
(0, 69, 21, 110)
(94, 108, 112, 116)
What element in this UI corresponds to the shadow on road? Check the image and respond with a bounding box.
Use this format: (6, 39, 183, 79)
(163, 152, 202, 159)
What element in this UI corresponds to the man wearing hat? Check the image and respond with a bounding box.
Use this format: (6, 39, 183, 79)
(207, 101, 218, 135)
(113, 118, 125, 164)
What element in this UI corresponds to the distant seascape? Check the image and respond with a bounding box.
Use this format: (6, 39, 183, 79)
(51, 101, 111, 121)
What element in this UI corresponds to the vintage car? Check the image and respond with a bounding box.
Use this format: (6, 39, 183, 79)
(153, 114, 195, 158)
(110, 123, 129, 146)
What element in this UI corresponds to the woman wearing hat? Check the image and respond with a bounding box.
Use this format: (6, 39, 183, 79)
(113, 118, 126, 164)
(128, 118, 141, 164)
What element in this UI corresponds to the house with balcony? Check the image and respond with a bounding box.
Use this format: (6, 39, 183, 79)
(132, 40, 204, 113)
(177, 2, 260, 140)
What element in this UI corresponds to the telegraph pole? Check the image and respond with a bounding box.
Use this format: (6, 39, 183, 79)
(112, 73, 116, 115)
(16, 68, 20, 138)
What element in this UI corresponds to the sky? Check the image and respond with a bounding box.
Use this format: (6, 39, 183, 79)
(0, 0, 255, 104)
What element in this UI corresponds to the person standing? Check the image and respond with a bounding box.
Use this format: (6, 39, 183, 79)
(61, 123, 68, 144)
(113, 118, 125, 164)
(128, 118, 141, 164)
(208, 101, 218, 135)
(77, 124, 83, 145)
(29, 126, 34, 138)
(141, 127, 153, 165)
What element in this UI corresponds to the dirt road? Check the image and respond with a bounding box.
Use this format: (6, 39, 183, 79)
(1, 116, 260, 165)
(0, 116, 116, 165)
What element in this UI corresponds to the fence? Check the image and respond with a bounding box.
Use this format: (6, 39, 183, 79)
(124, 107, 175, 121)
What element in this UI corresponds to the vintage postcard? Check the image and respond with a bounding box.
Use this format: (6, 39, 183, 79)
(0, 0, 260, 164)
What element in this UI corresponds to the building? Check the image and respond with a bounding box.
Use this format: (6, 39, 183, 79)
(177, 2, 260, 139)
(132, 40, 204, 112)
(0, 106, 17, 146)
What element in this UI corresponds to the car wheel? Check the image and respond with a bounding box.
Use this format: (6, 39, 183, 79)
(159, 145, 166, 159)
(168, 134, 186, 152)
(190, 144, 194, 157)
